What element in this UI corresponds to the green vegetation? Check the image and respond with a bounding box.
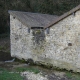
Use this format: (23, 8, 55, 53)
(65, 72, 73, 79)
(65, 72, 80, 80)
(0, 67, 80, 80)
(0, 68, 8, 72)
(16, 67, 40, 74)
(0, 68, 23, 80)
(0, 72, 23, 80)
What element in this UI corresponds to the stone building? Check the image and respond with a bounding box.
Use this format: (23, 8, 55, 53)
(9, 4, 80, 72)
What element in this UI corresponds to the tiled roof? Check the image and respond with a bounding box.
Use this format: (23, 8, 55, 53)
(8, 10, 58, 28)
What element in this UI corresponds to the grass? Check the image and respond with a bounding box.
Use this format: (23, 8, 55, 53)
(0, 33, 10, 52)
(0, 72, 23, 80)
(0, 68, 23, 80)
(65, 72, 80, 80)
(0, 68, 8, 72)
(0, 66, 40, 80)
(73, 74, 80, 80)
(0, 66, 80, 80)
(15, 67, 40, 74)
(65, 72, 73, 79)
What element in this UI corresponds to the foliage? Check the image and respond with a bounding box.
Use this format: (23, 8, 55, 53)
(65, 72, 80, 80)
(65, 72, 73, 79)
(0, 68, 8, 72)
(0, 68, 23, 80)
(16, 67, 40, 74)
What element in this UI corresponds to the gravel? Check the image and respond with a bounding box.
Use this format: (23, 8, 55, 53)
(21, 71, 48, 80)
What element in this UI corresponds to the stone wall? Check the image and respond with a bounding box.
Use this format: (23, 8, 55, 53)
(10, 10, 80, 72)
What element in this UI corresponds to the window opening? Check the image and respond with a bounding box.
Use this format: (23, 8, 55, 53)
(31, 27, 45, 45)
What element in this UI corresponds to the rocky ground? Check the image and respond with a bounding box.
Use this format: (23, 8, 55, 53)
(0, 62, 75, 80)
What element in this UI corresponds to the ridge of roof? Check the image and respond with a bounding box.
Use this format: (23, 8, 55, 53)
(8, 10, 57, 16)
(44, 4, 80, 29)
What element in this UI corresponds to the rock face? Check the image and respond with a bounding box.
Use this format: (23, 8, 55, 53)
(10, 10, 80, 72)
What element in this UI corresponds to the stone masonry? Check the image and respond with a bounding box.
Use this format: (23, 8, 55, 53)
(10, 10, 80, 72)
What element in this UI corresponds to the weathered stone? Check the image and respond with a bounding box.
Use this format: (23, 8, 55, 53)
(10, 10, 80, 72)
